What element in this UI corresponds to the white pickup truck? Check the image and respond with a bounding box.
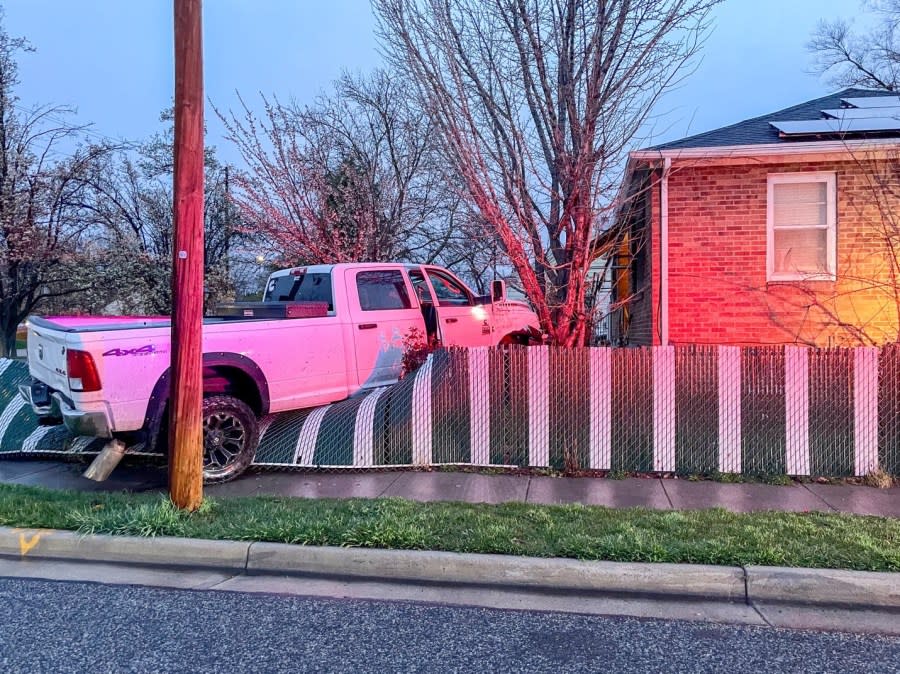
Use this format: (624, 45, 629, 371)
(21, 262, 540, 481)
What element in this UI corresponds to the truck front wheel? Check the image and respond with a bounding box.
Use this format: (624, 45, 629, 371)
(201, 395, 259, 484)
(499, 333, 530, 346)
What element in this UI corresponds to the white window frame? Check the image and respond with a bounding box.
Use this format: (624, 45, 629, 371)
(766, 172, 837, 282)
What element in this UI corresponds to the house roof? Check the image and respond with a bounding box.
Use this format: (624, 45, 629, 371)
(646, 88, 900, 151)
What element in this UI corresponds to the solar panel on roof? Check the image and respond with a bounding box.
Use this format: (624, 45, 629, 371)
(840, 96, 900, 109)
(822, 106, 900, 120)
(771, 118, 900, 136)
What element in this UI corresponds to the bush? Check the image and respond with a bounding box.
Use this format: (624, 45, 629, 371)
(400, 327, 438, 378)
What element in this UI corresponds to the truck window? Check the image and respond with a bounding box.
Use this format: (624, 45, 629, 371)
(426, 270, 472, 307)
(264, 272, 334, 310)
(357, 270, 412, 311)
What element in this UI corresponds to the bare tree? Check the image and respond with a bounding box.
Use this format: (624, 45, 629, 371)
(0, 19, 116, 357)
(81, 112, 242, 314)
(219, 69, 499, 274)
(374, 0, 720, 345)
(809, 0, 900, 91)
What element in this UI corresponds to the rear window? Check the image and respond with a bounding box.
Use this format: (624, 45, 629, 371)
(357, 270, 412, 311)
(264, 272, 333, 310)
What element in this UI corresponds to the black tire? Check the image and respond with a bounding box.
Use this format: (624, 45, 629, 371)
(201, 395, 259, 484)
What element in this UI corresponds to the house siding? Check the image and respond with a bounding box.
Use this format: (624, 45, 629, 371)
(629, 170, 658, 345)
(664, 159, 900, 346)
(609, 170, 656, 346)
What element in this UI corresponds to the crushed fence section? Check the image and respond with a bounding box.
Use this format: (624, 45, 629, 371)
(2, 345, 899, 477)
(0, 359, 108, 456)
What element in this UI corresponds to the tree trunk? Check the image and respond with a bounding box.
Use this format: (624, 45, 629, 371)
(0, 325, 15, 360)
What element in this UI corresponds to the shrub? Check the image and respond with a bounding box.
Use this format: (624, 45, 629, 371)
(400, 327, 439, 378)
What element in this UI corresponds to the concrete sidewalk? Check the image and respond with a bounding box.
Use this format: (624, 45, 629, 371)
(1, 458, 898, 517)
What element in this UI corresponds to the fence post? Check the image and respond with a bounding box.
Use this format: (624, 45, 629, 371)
(527, 345, 550, 467)
(718, 345, 742, 474)
(292, 405, 331, 466)
(853, 346, 879, 476)
(785, 346, 810, 476)
(589, 347, 612, 470)
(411, 355, 434, 466)
(353, 388, 386, 468)
(468, 347, 491, 465)
(652, 346, 676, 472)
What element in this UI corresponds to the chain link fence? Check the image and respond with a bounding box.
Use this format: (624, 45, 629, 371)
(251, 344, 897, 478)
(0, 360, 107, 456)
(1, 344, 898, 478)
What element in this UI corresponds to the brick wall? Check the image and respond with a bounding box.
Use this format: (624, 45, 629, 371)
(664, 158, 900, 346)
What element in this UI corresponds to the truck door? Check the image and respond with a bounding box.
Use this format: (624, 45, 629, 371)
(424, 268, 493, 347)
(407, 268, 439, 342)
(345, 267, 425, 388)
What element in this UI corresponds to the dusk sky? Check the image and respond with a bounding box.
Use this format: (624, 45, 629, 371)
(2, 0, 868, 164)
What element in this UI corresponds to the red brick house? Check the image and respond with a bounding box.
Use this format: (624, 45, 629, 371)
(610, 88, 900, 347)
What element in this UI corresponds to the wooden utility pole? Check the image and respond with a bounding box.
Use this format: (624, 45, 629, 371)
(169, 0, 204, 510)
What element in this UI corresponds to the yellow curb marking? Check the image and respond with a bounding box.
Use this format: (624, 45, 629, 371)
(19, 533, 42, 555)
(11, 529, 48, 556)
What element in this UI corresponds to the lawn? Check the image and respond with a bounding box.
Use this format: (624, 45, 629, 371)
(1, 484, 898, 571)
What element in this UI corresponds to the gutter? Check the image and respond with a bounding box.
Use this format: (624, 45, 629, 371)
(631, 136, 900, 161)
(660, 158, 671, 346)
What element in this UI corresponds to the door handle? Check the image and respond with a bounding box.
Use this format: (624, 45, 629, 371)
(358, 323, 378, 330)
(445, 318, 458, 324)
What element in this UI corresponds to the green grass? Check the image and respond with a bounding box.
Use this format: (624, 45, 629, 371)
(0, 483, 898, 571)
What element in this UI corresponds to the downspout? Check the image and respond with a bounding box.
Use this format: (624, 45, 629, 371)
(660, 157, 671, 346)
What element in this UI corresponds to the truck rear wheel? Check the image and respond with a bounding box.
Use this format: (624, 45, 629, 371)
(201, 395, 259, 484)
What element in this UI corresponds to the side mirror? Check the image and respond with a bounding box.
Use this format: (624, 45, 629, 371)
(491, 279, 507, 303)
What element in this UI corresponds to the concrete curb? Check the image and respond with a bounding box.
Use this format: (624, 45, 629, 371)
(246, 542, 744, 600)
(746, 565, 900, 609)
(0, 527, 896, 610)
(0, 527, 250, 572)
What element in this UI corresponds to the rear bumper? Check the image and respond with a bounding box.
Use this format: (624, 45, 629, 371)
(18, 383, 59, 419)
(58, 394, 112, 438)
(19, 383, 112, 438)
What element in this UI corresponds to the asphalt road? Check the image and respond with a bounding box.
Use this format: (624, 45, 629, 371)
(0, 577, 898, 673)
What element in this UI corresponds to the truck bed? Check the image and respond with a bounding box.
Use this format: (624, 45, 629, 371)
(30, 302, 330, 334)
(32, 315, 171, 332)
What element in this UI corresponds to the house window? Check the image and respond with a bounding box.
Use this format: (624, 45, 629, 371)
(767, 172, 836, 281)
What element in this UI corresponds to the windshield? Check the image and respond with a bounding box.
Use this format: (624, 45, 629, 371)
(263, 272, 333, 310)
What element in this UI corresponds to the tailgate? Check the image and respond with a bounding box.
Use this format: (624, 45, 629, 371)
(27, 324, 71, 394)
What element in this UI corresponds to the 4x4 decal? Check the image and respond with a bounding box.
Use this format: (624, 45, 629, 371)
(102, 345, 155, 357)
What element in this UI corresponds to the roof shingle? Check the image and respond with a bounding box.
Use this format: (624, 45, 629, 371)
(647, 88, 899, 150)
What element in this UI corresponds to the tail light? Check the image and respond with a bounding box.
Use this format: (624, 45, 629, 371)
(67, 349, 101, 392)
